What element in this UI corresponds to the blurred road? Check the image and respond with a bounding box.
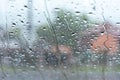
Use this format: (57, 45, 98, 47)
(0, 68, 120, 80)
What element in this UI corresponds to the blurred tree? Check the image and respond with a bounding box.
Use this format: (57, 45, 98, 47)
(36, 9, 96, 66)
(36, 9, 94, 49)
(9, 28, 21, 39)
(36, 24, 53, 44)
(7, 28, 38, 67)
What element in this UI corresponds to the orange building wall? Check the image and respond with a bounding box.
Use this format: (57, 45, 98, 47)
(91, 33, 119, 54)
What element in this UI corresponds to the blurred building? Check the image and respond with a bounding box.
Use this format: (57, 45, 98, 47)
(78, 22, 120, 55)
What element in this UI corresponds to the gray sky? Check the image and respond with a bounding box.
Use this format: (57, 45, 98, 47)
(0, 0, 120, 27)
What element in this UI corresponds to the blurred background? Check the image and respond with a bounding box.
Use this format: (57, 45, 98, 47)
(0, 0, 120, 80)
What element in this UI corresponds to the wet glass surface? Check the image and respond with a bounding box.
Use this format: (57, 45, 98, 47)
(0, 0, 120, 80)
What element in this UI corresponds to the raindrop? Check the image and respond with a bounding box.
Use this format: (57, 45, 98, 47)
(63, 66, 67, 69)
(26, 22, 29, 24)
(54, 8, 60, 11)
(100, 31, 104, 35)
(88, 12, 93, 14)
(20, 20, 24, 23)
(9, 31, 14, 34)
(71, 1, 74, 4)
(112, 57, 117, 60)
(38, 21, 40, 23)
(70, 19, 73, 22)
(66, 12, 70, 15)
(116, 9, 119, 10)
(71, 32, 76, 36)
(75, 20, 79, 23)
(12, 23, 16, 25)
(11, 5, 14, 7)
(14, 43, 18, 45)
(71, 22, 74, 25)
(118, 35, 120, 38)
(75, 11, 80, 13)
(40, 65, 44, 68)
(34, 8, 37, 10)
(42, 27, 46, 30)
(30, 65, 35, 69)
(83, 20, 87, 23)
(12, 26, 15, 27)
(17, 15, 22, 17)
(61, 34, 65, 38)
(75, 11, 80, 15)
(20, 9, 24, 11)
(24, 5, 28, 8)
(109, 16, 112, 18)
(56, 17, 60, 20)
(116, 22, 120, 24)
(93, 6, 96, 10)
(37, 12, 40, 14)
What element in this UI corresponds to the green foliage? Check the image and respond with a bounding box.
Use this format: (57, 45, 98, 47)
(53, 9, 91, 46)
(36, 24, 54, 43)
(9, 28, 21, 39)
(36, 9, 94, 48)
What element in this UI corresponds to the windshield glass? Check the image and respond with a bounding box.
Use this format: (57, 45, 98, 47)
(0, 0, 120, 80)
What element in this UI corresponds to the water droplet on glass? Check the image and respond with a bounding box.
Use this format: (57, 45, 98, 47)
(20, 9, 24, 11)
(42, 27, 46, 30)
(116, 22, 120, 24)
(75, 11, 80, 15)
(12, 23, 16, 25)
(20, 20, 24, 23)
(24, 5, 28, 8)
(38, 21, 40, 23)
(17, 15, 22, 17)
(88, 12, 93, 14)
(54, 8, 60, 12)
